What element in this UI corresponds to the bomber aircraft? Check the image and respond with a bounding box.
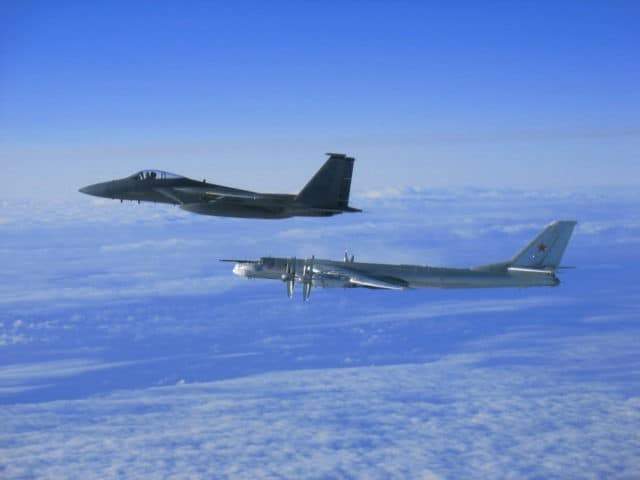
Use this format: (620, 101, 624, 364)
(223, 221, 577, 301)
(79, 153, 361, 219)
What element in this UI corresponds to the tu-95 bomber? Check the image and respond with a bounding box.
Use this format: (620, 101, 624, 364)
(223, 221, 577, 301)
(79, 153, 360, 219)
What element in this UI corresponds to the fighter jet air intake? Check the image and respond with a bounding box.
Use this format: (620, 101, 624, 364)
(79, 153, 361, 219)
(223, 221, 577, 301)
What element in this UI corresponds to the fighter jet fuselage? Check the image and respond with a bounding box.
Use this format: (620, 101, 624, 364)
(79, 153, 361, 219)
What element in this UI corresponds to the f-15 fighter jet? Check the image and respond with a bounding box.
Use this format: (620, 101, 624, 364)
(79, 153, 361, 219)
(223, 221, 577, 301)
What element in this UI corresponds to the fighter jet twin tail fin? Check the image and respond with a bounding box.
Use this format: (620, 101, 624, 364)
(296, 153, 360, 212)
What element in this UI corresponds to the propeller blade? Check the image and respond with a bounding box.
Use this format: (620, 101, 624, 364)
(301, 256, 315, 302)
(303, 281, 312, 302)
(282, 257, 297, 298)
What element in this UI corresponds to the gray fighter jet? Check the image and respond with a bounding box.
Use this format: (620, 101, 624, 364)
(79, 153, 360, 219)
(224, 221, 577, 301)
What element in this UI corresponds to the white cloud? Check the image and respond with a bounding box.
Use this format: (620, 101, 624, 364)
(582, 313, 640, 324)
(359, 187, 406, 200)
(0, 359, 134, 384)
(100, 238, 205, 252)
(0, 332, 30, 347)
(0, 383, 55, 395)
(278, 221, 383, 240)
(0, 276, 233, 306)
(1, 344, 638, 479)
(578, 220, 640, 235)
(0, 359, 141, 399)
(296, 296, 572, 330)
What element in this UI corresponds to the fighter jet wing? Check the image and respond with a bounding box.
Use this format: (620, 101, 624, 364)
(154, 186, 260, 205)
(174, 187, 258, 200)
(154, 188, 186, 204)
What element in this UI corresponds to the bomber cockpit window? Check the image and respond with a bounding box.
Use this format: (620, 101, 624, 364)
(130, 170, 183, 181)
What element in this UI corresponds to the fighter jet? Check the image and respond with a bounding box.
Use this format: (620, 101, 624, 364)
(223, 221, 577, 301)
(79, 153, 361, 219)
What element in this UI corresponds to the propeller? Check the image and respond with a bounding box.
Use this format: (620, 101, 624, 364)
(281, 257, 296, 299)
(302, 256, 315, 302)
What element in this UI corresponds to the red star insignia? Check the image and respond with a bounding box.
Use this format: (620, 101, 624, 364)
(537, 243, 547, 252)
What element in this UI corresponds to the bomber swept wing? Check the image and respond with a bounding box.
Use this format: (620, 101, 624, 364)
(348, 274, 407, 290)
(320, 264, 408, 290)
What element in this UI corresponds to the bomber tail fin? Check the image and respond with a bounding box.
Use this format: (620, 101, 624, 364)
(296, 153, 356, 210)
(510, 220, 577, 270)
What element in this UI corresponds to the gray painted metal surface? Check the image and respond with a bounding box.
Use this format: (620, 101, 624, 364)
(224, 221, 577, 301)
(79, 154, 361, 219)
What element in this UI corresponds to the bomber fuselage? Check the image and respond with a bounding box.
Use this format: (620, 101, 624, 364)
(234, 257, 560, 289)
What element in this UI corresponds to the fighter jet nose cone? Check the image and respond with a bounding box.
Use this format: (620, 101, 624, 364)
(79, 185, 98, 196)
(79, 183, 106, 197)
(79, 181, 121, 199)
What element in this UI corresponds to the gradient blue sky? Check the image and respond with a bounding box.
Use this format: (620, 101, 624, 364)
(1, 1, 639, 198)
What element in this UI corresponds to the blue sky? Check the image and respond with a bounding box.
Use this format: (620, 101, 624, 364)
(2, 2, 640, 478)
(1, 1, 639, 197)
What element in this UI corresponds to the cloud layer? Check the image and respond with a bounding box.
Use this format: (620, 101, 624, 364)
(1, 188, 639, 478)
(2, 339, 639, 479)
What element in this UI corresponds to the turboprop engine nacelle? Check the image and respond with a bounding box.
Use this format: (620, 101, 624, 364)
(313, 274, 350, 289)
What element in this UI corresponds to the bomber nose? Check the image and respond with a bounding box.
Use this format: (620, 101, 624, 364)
(233, 263, 254, 277)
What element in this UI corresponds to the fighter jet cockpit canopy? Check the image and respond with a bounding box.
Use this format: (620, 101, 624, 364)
(129, 170, 184, 181)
